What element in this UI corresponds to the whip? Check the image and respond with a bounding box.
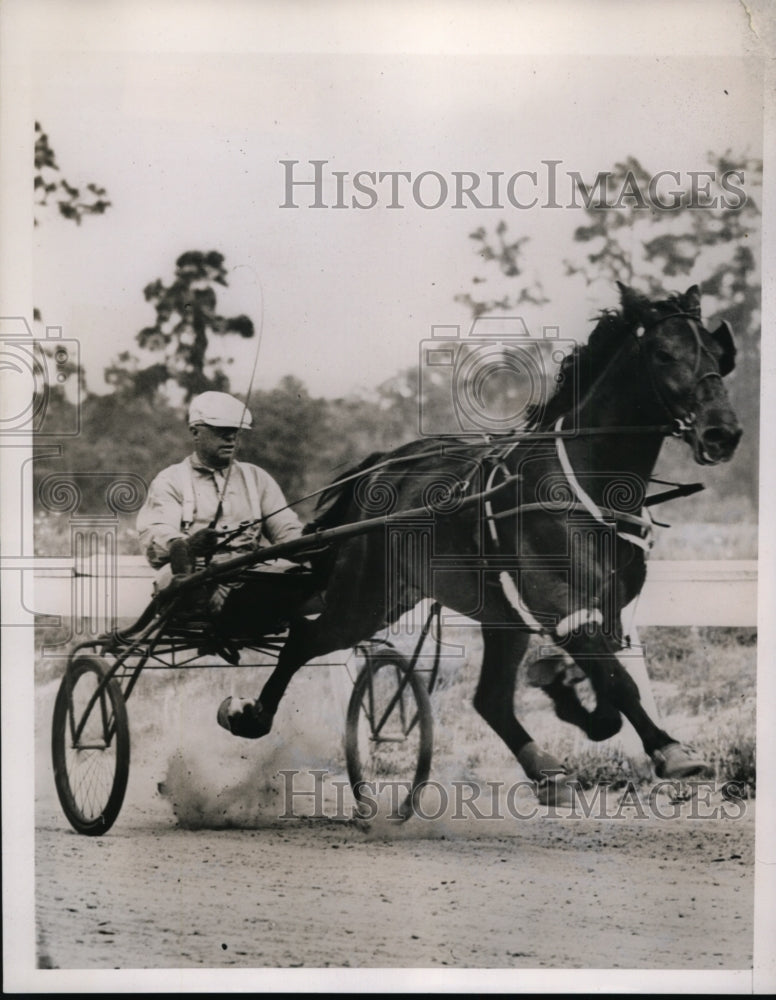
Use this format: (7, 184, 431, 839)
(209, 266, 265, 530)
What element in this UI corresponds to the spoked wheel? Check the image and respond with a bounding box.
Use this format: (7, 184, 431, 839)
(51, 654, 130, 836)
(345, 648, 433, 822)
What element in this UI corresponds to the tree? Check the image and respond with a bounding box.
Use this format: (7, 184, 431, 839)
(33, 391, 190, 520)
(108, 250, 255, 402)
(239, 375, 331, 515)
(565, 153, 761, 505)
(33, 121, 111, 392)
(34, 122, 111, 227)
(454, 220, 549, 318)
(455, 153, 762, 509)
(564, 154, 761, 359)
(33, 122, 113, 526)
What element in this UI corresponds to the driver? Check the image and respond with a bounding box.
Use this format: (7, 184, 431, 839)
(136, 390, 305, 618)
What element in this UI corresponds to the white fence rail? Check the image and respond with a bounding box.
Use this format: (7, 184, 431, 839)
(24, 556, 758, 629)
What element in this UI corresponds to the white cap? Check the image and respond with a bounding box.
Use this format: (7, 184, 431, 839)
(188, 391, 253, 429)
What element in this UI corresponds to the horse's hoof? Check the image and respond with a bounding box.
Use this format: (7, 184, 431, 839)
(516, 743, 577, 807)
(517, 741, 562, 778)
(535, 771, 577, 808)
(652, 742, 710, 779)
(217, 697, 273, 739)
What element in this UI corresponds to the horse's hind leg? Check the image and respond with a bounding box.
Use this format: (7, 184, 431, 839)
(540, 672, 618, 737)
(558, 630, 709, 776)
(218, 604, 388, 740)
(554, 631, 667, 750)
(473, 625, 574, 803)
(258, 607, 385, 719)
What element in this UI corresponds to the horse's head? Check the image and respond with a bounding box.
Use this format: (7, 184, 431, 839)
(617, 282, 742, 465)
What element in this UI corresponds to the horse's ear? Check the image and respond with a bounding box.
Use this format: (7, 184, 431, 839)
(617, 282, 651, 326)
(711, 319, 736, 376)
(616, 281, 640, 307)
(682, 284, 702, 317)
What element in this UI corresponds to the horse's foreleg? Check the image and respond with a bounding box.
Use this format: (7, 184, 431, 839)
(473, 626, 574, 802)
(540, 672, 619, 737)
(540, 631, 709, 777)
(472, 626, 532, 755)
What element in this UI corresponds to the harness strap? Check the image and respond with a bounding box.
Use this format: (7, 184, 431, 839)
(483, 462, 507, 546)
(554, 417, 652, 552)
(554, 417, 605, 524)
(181, 458, 196, 531)
(238, 463, 262, 531)
(180, 459, 263, 535)
(486, 500, 649, 529)
(498, 571, 544, 633)
(484, 442, 637, 649)
(619, 521, 652, 552)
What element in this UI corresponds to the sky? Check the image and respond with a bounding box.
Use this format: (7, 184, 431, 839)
(13, 0, 766, 400)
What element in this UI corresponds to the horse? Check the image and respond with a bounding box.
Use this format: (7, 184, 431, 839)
(218, 282, 742, 803)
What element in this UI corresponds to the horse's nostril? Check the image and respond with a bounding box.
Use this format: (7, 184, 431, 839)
(702, 425, 742, 450)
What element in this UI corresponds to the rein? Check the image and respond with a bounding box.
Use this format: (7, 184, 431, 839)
(208, 269, 266, 529)
(256, 421, 677, 527)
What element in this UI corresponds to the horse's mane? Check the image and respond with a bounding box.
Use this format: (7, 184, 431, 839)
(525, 292, 686, 429)
(302, 449, 386, 532)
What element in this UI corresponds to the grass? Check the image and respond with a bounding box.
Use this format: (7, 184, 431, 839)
(649, 523, 758, 560)
(640, 626, 756, 715)
(425, 622, 757, 796)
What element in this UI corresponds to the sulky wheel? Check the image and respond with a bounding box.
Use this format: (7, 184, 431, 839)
(51, 654, 130, 836)
(345, 647, 433, 822)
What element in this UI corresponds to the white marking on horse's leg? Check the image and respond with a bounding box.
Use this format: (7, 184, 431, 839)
(555, 608, 604, 638)
(499, 571, 585, 687)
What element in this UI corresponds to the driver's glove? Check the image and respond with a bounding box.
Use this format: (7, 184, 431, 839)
(168, 537, 193, 576)
(187, 527, 222, 557)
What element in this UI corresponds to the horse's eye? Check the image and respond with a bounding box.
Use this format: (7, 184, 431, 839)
(654, 348, 674, 364)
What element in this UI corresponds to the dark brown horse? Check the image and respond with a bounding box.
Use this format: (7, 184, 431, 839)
(219, 283, 742, 802)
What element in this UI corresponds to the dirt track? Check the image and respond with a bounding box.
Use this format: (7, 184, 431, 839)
(34, 663, 754, 972)
(36, 778, 754, 971)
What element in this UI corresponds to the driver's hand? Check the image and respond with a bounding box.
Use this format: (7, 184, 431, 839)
(187, 527, 221, 556)
(169, 537, 193, 575)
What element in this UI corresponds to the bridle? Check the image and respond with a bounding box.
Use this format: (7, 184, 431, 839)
(637, 310, 724, 439)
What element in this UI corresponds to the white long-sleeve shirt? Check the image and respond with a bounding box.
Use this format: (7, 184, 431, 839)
(136, 453, 303, 568)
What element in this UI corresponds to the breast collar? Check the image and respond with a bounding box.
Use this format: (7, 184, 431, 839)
(553, 416, 652, 551)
